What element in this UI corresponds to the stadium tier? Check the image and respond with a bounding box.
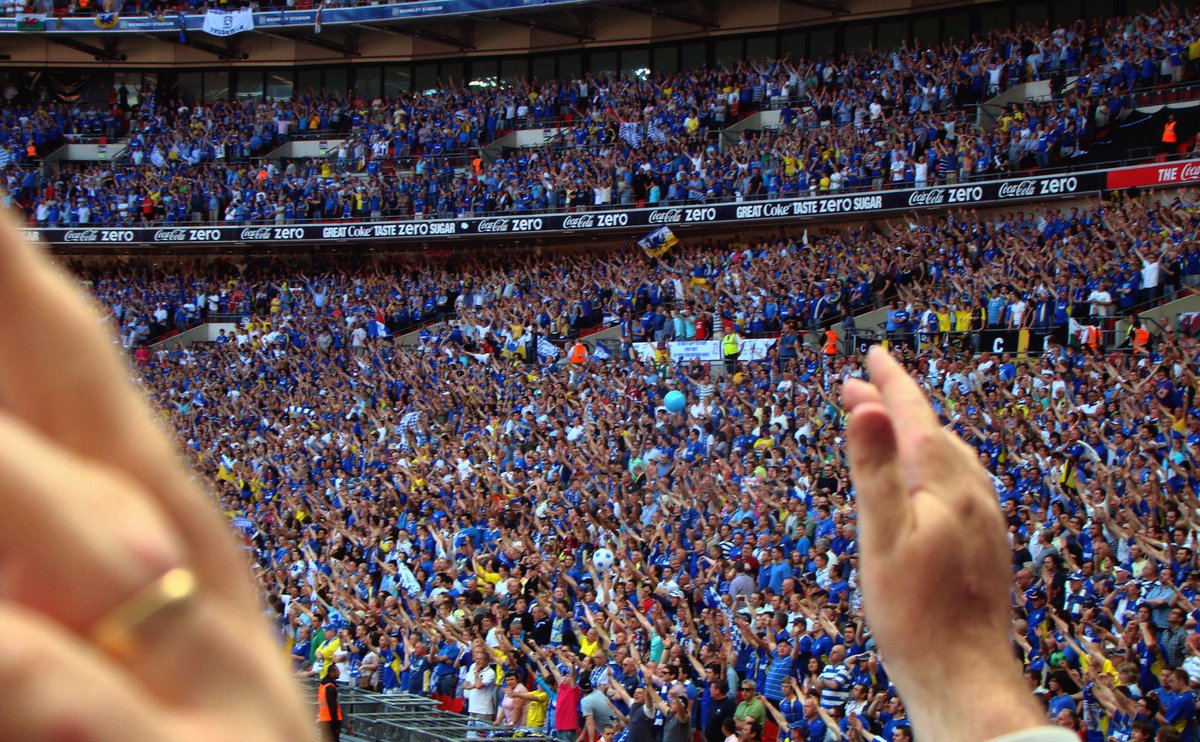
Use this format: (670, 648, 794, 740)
(84, 193, 1200, 349)
(5, 158, 1198, 246)
(5, 4, 1200, 239)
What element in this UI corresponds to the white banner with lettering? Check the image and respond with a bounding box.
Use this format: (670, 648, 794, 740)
(202, 7, 254, 36)
(631, 338, 776, 363)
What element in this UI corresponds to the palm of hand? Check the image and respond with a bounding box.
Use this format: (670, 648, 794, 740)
(842, 347, 1042, 741)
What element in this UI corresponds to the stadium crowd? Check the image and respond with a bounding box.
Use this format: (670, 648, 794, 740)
(68, 187, 1200, 742)
(86, 192, 1200, 352)
(12, 4, 1200, 226)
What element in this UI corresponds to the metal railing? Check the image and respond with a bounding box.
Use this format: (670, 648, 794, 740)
(303, 682, 553, 742)
(857, 297, 1197, 354)
(137, 306, 457, 348)
(1108, 76, 1200, 106)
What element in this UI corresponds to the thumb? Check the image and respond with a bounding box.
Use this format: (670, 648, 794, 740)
(846, 401, 909, 555)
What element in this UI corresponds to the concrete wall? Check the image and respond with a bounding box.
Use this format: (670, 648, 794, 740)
(725, 110, 781, 135)
(580, 323, 622, 344)
(1116, 292, 1200, 340)
(977, 80, 1052, 128)
(481, 127, 569, 164)
(721, 110, 782, 149)
(148, 322, 238, 349)
(266, 138, 344, 160)
(843, 304, 891, 336)
(45, 142, 127, 162)
(395, 321, 441, 347)
(396, 318, 621, 349)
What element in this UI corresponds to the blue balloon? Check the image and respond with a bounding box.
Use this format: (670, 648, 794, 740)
(664, 389, 686, 413)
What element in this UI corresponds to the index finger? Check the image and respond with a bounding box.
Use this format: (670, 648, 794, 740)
(864, 346, 941, 433)
(864, 346, 960, 494)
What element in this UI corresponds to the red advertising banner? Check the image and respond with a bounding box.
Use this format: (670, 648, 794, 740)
(1107, 159, 1200, 189)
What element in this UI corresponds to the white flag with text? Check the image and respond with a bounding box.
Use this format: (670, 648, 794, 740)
(203, 7, 254, 36)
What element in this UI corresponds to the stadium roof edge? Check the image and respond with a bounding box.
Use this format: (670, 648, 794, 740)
(0, 0, 597, 36)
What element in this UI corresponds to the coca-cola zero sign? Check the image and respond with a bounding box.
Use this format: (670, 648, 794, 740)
(23, 162, 1149, 247)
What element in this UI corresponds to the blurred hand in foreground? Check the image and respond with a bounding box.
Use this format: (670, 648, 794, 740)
(843, 346, 1044, 742)
(0, 217, 313, 741)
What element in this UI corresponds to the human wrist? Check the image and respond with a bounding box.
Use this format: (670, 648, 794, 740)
(895, 654, 1044, 742)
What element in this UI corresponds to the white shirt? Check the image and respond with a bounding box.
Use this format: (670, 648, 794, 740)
(943, 372, 971, 396)
(1009, 300, 1028, 326)
(465, 664, 497, 715)
(1141, 258, 1161, 289)
(1087, 289, 1112, 317)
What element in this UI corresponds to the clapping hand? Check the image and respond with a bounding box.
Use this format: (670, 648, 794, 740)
(842, 347, 1043, 742)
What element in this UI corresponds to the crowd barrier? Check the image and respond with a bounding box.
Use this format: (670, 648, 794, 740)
(302, 681, 553, 742)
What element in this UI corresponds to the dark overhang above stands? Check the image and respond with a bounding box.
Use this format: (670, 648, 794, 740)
(0, 0, 855, 65)
(1, 0, 606, 35)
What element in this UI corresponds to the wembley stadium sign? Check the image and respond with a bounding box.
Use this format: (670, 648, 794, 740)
(17, 160, 1188, 247)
